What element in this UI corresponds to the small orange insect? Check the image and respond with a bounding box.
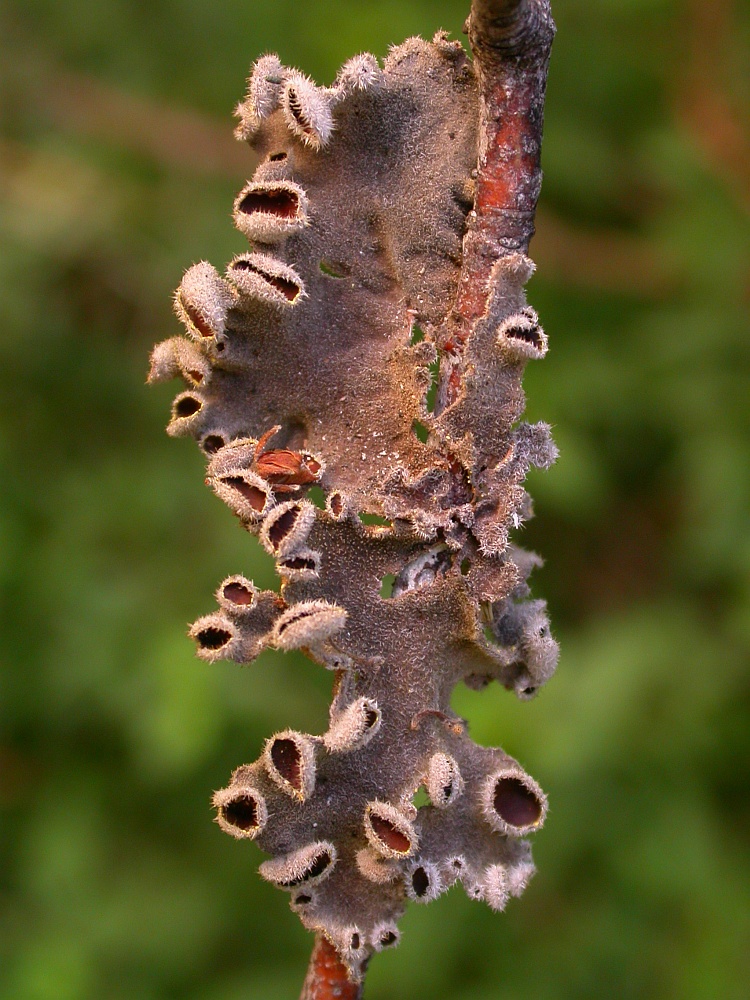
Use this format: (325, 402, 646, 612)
(251, 425, 321, 492)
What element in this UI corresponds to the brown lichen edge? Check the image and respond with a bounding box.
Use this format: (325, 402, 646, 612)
(149, 6, 556, 983)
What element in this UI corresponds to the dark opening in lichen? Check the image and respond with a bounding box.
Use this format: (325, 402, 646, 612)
(279, 850, 331, 887)
(268, 506, 300, 547)
(180, 297, 214, 338)
(197, 626, 232, 650)
(175, 396, 202, 418)
(223, 793, 259, 831)
(270, 737, 303, 790)
(506, 323, 542, 349)
(231, 260, 301, 302)
(239, 186, 300, 219)
(411, 867, 430, 897)
(281, 556, 317, 571)
(493, 776, 542, 827)
(221, 477, 267, 512)
(202, 435, 225, 454)
(223, 582, 255, 605)
(370, 814, 411, 854)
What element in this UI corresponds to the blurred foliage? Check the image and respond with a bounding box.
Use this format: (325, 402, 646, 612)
(1, 1, 749, 998)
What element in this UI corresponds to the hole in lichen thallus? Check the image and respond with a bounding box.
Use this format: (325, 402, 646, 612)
(269, 151, 288, 162)
(411, 786, 430, 809)
(358, 512, 392, 527)
(493, 776, 543, 828)
(319, 260, 350, 278)
(380, 573, 396, 599)
(380, 931, 398, 947)
(412, 420, 429, 443)
(238, 186, 300, 219)
(307, 485, 326, 509)
(425, 357, 439, 413)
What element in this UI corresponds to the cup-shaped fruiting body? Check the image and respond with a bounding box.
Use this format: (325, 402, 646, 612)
(324, 697, 381, 753)
(260, 500, 316, 558)
(333, 53, 382, 95)
(271, 600, 348, 652)
(260, 841, 337, 889)
(167, 390, 206, 437)
(235, 53, 286, 139)
(425, 752, 464, 808)
(281, 73, 335, 149)
(277, 548, 321, 581)
(217, 575, 258, 614)
(507, 859, 536, 898)
(339, 926, 369, 965)
(355, 847, 401, 884)
(326, 491, 350, 521)
(406, 861, 444, 903)
(491, 597, 559, 698)
(496, 307, 548, 361)
(200, 432, 229, 456)
(175, 261, 235, 341)
(364, 801, 418, 859)
(209, 467, 275, 522)
(147, 337, 212, 389)
(480, 863, 510, 912)
(370, 923, 400, 952)
(263, 730, 317, 801)
(228, 253, 305, 308)
(482, 767, 547, 836)
(212, 783, 268, 840)
(189, 613, 239, 662)
(233, 179, 309, 244)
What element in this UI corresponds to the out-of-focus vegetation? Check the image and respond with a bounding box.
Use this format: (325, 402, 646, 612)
(1, 1, 748, 997)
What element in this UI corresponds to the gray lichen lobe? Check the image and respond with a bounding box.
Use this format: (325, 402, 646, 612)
(150, 31, 557, 980)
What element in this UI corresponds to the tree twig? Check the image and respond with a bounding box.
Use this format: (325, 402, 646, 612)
(439, 0, 554, 406)
(300, 935, 363, 1000)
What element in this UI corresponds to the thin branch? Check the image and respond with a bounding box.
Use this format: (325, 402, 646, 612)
(439, 0, 554, 403)
(300, 935, 363, 1000)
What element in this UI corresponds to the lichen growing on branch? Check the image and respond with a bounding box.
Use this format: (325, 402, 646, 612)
(149, 0, 557, 992)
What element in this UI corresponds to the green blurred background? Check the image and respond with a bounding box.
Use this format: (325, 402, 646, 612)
(1, 1, 748, 997)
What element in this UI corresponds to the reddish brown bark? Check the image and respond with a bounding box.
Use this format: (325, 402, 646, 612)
(300, 935, 363, 1000)
(439, 0, 554, 407)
